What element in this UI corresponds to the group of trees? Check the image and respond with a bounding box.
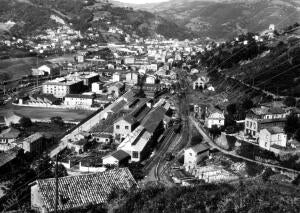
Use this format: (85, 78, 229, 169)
(285, 113, 300, 141)
(107, 181, 300, 213)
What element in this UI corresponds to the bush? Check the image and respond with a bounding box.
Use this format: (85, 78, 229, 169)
(19, 117, 32, 128)
(190, 135, 203, 146)
(284, 96, 296, 107)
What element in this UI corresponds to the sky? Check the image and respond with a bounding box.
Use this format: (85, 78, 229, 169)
(117, 0, 169, 4)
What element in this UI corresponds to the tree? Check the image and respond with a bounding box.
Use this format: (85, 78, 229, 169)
(284, 96, 296, 107)
(295, 128, 300, 142)
(127, 162, 144, 181)
(262, 168, 274, 182)
(226, 103, 237, 115)
(19, 117, 32, 128)
(56, 164, 68, 178)
(242, 99, 253, 110)
(190, 135, 203, 146)
(50, 116, 64, 127)
(34, 154, 54, 179)
(209, 125, 221, 140)
(284, 114, 300, 135)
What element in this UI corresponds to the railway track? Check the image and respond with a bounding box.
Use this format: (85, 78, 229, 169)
(143, 126, 177, 180)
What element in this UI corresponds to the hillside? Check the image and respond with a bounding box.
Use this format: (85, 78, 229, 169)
(0, 0, 192, 41)
(124, 0, 300, 39)
(194, 25, 300, 98)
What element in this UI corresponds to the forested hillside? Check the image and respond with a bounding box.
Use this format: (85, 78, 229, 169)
(0, 0, 192, 40)
(128, 0, 300, 39)
(193, 25, 300, 97)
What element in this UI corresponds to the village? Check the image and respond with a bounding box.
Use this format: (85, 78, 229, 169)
(0, 19, 300, 212)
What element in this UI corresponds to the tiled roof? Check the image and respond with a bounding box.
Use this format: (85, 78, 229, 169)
(35, 168, 137, 212)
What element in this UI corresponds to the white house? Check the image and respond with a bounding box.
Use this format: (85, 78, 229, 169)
(92, 82, 104, 94)
(112, 73, 121, 82)
(125, 72, 138, 85)
(259, 127, 287, 151)
(145, 75, 156, 84)
(113, 115, 137, 142)
(102, 150, 130, 166)
(192, 75, 210, 90)
(64, 94, 94, 108)
(205, 108, 225, 129)
(184, 143, 210, 169)
(33, 64, 61, 76)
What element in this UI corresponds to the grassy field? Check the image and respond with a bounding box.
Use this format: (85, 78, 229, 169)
(0, 57, 42, 81)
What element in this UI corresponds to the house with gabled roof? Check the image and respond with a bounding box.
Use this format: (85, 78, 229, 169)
(30, 168, 137, 212)
(102, 150, 130, 166)
(113, 114, 138, 142)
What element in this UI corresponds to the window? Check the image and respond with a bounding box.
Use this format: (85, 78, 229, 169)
(132, 151, 139, 159)
(116, 125, 120, 129)
(125, 126, 129, 130)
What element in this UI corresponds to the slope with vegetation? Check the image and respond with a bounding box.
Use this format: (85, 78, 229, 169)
(129, 0, 300, 39)
(0, 0, 192, 41)
(192, 24, 300, 98)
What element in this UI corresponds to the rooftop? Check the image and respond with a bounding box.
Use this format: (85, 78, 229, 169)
(141, 106, 166, 134)
(265, 126, 285, 134)
(65, 94, 94, 99)
(103, 150, 130, 161)
(34, 168, 137, 212)
(0, 128, 21, 139)
(188, 143, 210, 154)
(24, 132, 44, 143)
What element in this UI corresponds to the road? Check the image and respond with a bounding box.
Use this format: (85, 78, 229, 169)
(189, 116, 300, 174)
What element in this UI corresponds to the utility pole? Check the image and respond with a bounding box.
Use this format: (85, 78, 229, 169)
(54, 154, 59, 213)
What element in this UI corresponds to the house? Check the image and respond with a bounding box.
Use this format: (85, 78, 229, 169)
(259, 127, 287, 151)
(92, 82, 104, 94)
(204, 107, 225, 129)
(130, 129, 152, 162)
(107, 82, 125, 98)
(68, 139, 89, 154)
(145, 75, 156, 84)
(117, 126, 152, 162)
(125, 72, 138, 85)
(92, 133, 112, 143)
(124, 56, 135, 64)
(64, 94, 94, 108)
(112, 72, 121, 82)
(192, 74, 210, 90)
(23, 132, 45, 154)
(31, 168, 137, 213)
(245, 106, 287, 139)
(32, 63, 61, 76)
(0, 128, 20, 145)
(113, 115, 137, 142)
(42, 79, 84, 98)
(102, 150, 130, 166)
(184, 143, 210, 170)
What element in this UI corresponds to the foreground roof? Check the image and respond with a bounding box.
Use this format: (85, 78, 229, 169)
(35, 168, 137, 212)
